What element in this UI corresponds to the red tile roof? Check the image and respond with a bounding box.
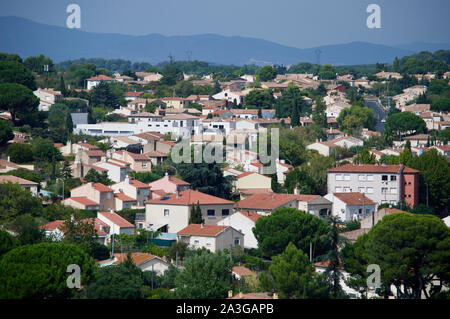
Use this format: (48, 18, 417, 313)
(177, 224, 228, 237)
(39, 220, 65, 231)
(87, 75, 115, 81)
(84, 150, 105, 157)
(145, 189, 233, 205)
(112, 253, 163, 266)
(125, 91, 143, 97)
(98, 211, 135, 228)
(328, 164, 419, 174)
(239, 211, 265, 223)
(235, 193, 298, 210)
(232, 266, 255, 277)
(168, 176, 190, 185)
(0, 175, 38, 185)
(93, 183, 113, 192)
(66, 196, 99, 206)
(296, 195, 320, 202)
(114, 192, 137, 202)
(77, 143, 100, 150)
(333, 193, 376, 205)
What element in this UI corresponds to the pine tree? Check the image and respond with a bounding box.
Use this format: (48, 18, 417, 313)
(291, 100, 300, 127)
(189, 201, 204, 224)
(58, 75, 67, 96)
(61, 160, 73, 180)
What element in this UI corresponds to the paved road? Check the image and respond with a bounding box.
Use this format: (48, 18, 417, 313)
(364, 98, 386, 133)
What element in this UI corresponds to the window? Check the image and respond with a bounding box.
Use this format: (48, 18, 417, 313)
(207, 210, 215, 218)
(381, 187, 388, 194)
(335, 186, 343, 192)
(358, 187, 365, 193)
(344, 174, 350, 181)
(366, 187, 374, 194)
(142, 162, 147, 168)
(335, 174, 343, 181)
(138, 223, 143, 229)
(221, 209, 230, 217)
(382, 175, 388, 181)
(390, 175, 397, 181)
(390, 188, 397, 194)
(164, 209, 169, 217)
(358, 175, 366, 181)
(194, 240, 199, 245)
(367, 175, 374, 181)
(107, 192, 111, 199)
(234, 237, 240, 246)
(344, 187, 351, 193)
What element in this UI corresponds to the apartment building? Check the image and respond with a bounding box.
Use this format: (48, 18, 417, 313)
(327, 164, 419, 207)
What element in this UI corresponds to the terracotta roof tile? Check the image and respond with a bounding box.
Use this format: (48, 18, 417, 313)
(146, 189, 233, 205)
(98, 211, 135, 228)
(333, 192, 376, 205)
(177, 224, 228, 237)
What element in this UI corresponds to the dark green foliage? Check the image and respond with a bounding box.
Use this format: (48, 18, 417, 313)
(259, 242, 331, 299)
(0, 120, 13, 146)
(90, 81, 120, 108)
(252, 207, 331, 259)
(189, 201, 204, 224)
(47, 103, 73, 143)
(0, 83, 39, 124)
(343, 213, 450, 299)
(84, 169, 113, 185)
(129, 171, 163, 183)
(0, 183, 43, 223)
(6, 143, 34, 163)
(244, 89, 274, 109)
(0, 230, 19, 256)
(256, 65, 277, 82)
(0, 60, 36, 90)
(384, 112, 427, 140)
(0, 243, 95, 299)
(8, 214, 45, 245)
(174, 251, 233, 299)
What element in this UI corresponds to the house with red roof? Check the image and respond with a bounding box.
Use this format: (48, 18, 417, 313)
(148, 173, 190, 195)
(144, 189, 235, 233)
(111, 176, 151, 207)
(124, 91, 144, 101)
(0, 175, 39, 197)
(327, 164, 419, 207)
(177, 224, 244, 252)
(40, 218, 110, 245)
(218, 211, 264, 249)
(112, 150, 152, 173)
(97, 211, 135, 238)
(66, 182, 115, 211)
(324, 192, 376, 222)
(235, 193, 300, 214)
(105, 253, 170, 274)
(86, 74, 115, 90)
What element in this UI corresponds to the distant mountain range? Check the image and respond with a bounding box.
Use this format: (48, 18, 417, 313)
(0, 16, 448, 66)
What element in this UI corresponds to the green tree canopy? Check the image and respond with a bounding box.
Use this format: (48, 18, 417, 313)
(0, 120, 13, 146)
(384, 112, 427, 140)
(0, 243, 95, 299)
(0, 60, 36, 90)
(259, 242, 331, 299)
(256, 65, 277, 82)
(0, 83, 39, 124)
(343, 213, 450, 299)
(253, 207, 331, 259)
(174, 251, 233, 299)
(0, 182, 43, 223)
(5, 143, 34, 163)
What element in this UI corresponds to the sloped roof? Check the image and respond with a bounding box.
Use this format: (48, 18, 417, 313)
(145, 189, 233, 206)
(177, 224, 228, 237)
(98, 211, 134, 228)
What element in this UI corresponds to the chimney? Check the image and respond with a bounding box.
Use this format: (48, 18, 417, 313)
(201, 223, 204, 228)
(101, 156, 107, 163)
(110, 209, 113, 213)
(176, 191, 180, 199)
(228, 290, 233, 298)
(7, 156, 10, 162)
(246, 211, 249, 216)
(125, 175, 130, 184)
(239, 292, 243, 299)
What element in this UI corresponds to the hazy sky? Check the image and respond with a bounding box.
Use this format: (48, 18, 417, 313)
(1, 0, 449, 48)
